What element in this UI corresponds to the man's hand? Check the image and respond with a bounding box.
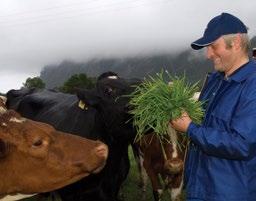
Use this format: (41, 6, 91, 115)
(170, 111, 192, 132)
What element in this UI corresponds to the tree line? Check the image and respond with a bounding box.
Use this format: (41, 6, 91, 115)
(23, 73, 96, 94)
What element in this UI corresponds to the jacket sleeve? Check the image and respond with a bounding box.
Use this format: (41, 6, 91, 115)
(187, 79, 256, 160)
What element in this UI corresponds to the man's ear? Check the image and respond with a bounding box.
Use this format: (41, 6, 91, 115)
(232, 34, 242, 50)
(0, 138, 10, 158)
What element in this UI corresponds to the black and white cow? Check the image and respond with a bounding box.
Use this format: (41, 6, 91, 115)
(6, 72, 140, 201)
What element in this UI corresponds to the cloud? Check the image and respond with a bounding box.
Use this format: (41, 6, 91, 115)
(0, 0, 256, 92)
(0, 71, 34, 93)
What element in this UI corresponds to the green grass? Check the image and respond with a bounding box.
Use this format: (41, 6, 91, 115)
(128, 72, 204, 144)
(22, 146, 184, 201)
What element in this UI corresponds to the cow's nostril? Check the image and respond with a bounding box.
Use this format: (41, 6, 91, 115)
(95, 144, 108, 159)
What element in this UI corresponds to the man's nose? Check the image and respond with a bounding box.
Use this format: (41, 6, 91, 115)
(206, 46, 213, 59)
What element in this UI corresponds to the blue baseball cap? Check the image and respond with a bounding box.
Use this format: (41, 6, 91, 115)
(191, 13, 248, 50)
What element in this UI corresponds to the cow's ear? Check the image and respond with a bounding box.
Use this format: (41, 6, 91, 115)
(76, 88, 101, 107)
(0, 138, 10, 158)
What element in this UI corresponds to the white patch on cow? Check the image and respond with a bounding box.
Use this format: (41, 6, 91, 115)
(9, 117, 26, 124)
(107, 76, 118, 79)
(0, 96, 7, 104)
(0, 194, 36, 201)
(1, 123, 7, 127)
(139, 155, 148, 192)
(172, 142, 178, 158)
(157, 189, 163, 197)
(170, 179, 183, 201)
(0, 106, 7, 114)
(167, 124, 178, 158)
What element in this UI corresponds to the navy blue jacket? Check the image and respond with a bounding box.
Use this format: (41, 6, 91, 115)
(186, 60, 256, 201)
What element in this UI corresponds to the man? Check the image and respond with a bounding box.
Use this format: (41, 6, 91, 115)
(170, 13, 256, 201)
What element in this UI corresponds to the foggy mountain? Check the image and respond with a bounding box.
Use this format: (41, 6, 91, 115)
(40, 36, 256, 89)
(40, 49, 212, 89)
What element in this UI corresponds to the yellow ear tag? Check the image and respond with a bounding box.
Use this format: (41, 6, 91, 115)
(78, 100, 88, 110)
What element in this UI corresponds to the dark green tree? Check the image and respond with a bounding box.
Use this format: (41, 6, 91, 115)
(23, 77, 45, 89)
(59, 73, 96, 94)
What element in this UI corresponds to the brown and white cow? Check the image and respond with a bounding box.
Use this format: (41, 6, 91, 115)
(135, 125, 187, 201)
(133, 92, 200, 201)
(0, 99, 108, 198)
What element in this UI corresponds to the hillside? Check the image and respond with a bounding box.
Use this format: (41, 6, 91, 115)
(40, 50, 212, 89)
(40, 36, 256, 89)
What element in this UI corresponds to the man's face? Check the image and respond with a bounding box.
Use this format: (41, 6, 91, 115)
(205, 36, 236, 74)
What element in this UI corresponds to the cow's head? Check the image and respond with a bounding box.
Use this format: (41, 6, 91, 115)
(6, 88, 39, 110)
(0, 102, 108, 196)
(76, 74, 140, 143)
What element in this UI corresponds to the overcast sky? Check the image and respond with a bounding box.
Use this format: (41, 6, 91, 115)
(0, 0, 256, 93)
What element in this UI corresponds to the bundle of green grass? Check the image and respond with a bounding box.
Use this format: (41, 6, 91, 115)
(129, 71, 204, 142)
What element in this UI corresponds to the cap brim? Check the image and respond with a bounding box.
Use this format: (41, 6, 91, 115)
(191, 37, 213, 50)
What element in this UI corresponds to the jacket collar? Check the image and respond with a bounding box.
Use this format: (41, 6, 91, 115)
(215, 60, 256, 83)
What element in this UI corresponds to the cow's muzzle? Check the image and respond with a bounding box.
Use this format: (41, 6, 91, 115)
(164, 158, 183, 174)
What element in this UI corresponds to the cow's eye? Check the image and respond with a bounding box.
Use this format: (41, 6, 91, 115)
(32, 139, 43, 147)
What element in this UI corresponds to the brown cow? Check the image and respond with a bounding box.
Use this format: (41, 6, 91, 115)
(0, 99, 108, 198)
(136, 125, 187, 201)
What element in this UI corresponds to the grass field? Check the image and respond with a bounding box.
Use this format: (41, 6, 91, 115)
(23, 146, 184, 201)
